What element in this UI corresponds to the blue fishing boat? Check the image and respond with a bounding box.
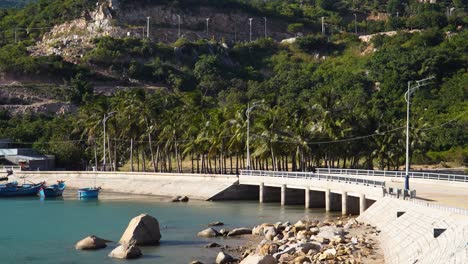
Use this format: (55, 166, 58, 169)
(39, 181, 66, 198)
(77, 187, 101, 198)
(0, 182, 44, 197)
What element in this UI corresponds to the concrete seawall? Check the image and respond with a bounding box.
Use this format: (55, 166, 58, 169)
(16, 171, 240, 200)
(357, 197, 468, 264)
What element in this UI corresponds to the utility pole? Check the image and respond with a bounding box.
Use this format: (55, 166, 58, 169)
(146, 17, 150, 39)
(177, 14, 181, 38)
(246, 101, 263, 170)
(249, 18, 253, 42)
(354, 13, 357, 34)
(321, 17, 325, 35)
(263, 17, 267, 38)
(206, 18, 210, 39)
(14, 28, 17, 43)
(404, 76, 434, 190)
(102, 111, 116, 171)
(396, 11, 399, 18)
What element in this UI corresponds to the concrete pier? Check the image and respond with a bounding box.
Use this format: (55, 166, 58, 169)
(281, 184, 286, 205)
(325, 189, 331, 212)
(342, 191, 348, 215)
(360, 194, 366, 214)
(305, 187, 310, 208)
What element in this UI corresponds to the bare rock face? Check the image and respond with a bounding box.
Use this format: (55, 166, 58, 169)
(119, 214, 161, 246)
(75, 235, 108, 250)
(108, 244, 142, 259)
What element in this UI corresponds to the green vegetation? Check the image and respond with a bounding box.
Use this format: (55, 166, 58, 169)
(0, 0, 466, 171)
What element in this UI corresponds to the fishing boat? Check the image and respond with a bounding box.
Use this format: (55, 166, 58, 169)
(0, 182, 44, 197)
(77, 187, 101, 198)
(38, 181, 66, 198)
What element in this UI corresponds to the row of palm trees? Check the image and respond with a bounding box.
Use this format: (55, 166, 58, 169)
(75, 88, 407, 173)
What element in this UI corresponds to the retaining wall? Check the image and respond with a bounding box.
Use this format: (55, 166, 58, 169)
(15, 171, 239, 200)
(357, 197, 468, 264)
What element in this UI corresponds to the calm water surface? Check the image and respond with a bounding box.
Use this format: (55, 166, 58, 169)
(0, 191, 337, 264)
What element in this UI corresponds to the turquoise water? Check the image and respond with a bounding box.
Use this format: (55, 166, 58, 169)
(0, 192, 336, 264)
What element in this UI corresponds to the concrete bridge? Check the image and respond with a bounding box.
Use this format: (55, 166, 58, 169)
(239, 170, 386, 215)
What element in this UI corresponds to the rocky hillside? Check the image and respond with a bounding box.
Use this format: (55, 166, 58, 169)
(0, 84, 76, 115)
(29, 0, 295, 63)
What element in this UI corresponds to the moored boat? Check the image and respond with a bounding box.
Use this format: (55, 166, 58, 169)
(39, 181, 66, 198)
(77, 187, 101, 198)
(0, 182, 44, 197)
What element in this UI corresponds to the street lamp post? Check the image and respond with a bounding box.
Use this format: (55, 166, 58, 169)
(263, 17, 267, 38)
(102, 111, 116, 171)
(404, 76, 434, 190)
(146, 17, 150, 39)
(321, 17, 325, 35)
(249, 18, 253, 42)
(206, 18, 210, 39)
(177, 15, 181, 38)
(353, 13, 357, 34)
(246, 101, 263, 170)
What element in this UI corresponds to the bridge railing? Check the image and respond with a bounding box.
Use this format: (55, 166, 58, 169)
(316, 168, 468, 182)
(1, 166, 21, 172)
(240, 170, 385, 188)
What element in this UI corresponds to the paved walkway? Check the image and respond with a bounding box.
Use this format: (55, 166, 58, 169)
(385, 178, 468, 209)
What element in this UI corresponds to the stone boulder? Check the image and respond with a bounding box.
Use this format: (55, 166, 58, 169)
(316, 226, 343, 240)
(216, 251, 235, 264)
(205, 242, 222, 248)
(208, 221, 224, 226)
(219, 229, 230, 236)
(179, 196, 189, 202)
(257, 243, 279, 255)
(119, 214, 161, 246)
(240, 254, 277, 264)
(108, 244, 142, 259)
(227, 228, 252, 236)
(75, 235, 108, 250)
(171, 196, 181, 202)
(197, 228, 220, 237)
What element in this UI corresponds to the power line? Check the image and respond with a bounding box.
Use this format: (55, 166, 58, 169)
(3, 111, 466, 146)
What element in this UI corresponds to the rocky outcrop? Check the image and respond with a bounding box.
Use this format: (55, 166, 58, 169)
(75, 235, 108, 250)
(28, 0, 134, 63)
(119, 214, 161, 245)
(108, 244, 142, 259)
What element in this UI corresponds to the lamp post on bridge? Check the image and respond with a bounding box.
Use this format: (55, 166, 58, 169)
(246, 101, 263, 170)
(404, 76, 434, 190)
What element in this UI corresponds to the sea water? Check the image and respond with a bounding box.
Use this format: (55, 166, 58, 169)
(0, 192, 337, 264)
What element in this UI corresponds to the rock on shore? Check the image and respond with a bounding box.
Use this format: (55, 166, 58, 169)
(227, 228, 252, 236)
(231, 217, 382, 264)
(198, 228, 221, 237)
(216, 251, 236, 264)
(75, 235, 108, 250)
(119, 214, 161, 245)
(108, 244, 142, 259)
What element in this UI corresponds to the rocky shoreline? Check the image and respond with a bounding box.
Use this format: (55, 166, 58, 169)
(195, 216, 384, 264)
